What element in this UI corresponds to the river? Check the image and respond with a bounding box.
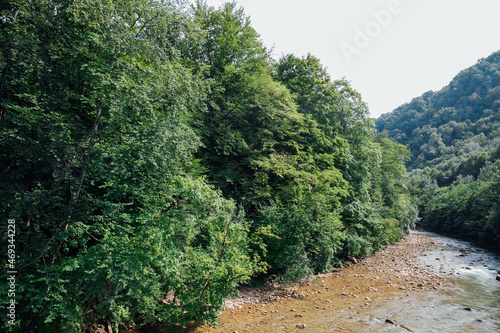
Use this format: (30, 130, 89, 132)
(146, 232, 500, 333)
(398, 231, 500, 332)
(343, 231, 500, 332)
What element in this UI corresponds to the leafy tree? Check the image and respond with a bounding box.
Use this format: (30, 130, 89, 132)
(190, 4, 352, 281)
(0, 1, 423, 331)
(191, 4, 348, 207)
(274, 54, 372, 144)
(0, 1, 259, 331)
(274, 54, 417, 259)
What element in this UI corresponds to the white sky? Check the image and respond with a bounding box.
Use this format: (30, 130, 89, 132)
(201, 0, 500, 118)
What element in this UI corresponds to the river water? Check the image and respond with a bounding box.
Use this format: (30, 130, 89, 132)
(163, 232, 500, 333)
(353, 231, 500, 332)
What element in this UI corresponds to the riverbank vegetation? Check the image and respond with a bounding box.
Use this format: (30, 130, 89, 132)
(0, 1, 417, 332)
(377, 51, 500, 252)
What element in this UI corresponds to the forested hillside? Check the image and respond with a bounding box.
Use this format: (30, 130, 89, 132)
(0, 1, 416, 332)
(376, 51, 500, 251)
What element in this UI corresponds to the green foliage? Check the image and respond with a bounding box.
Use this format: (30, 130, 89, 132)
(0, 1, 418, 331)
(255, 187, 344, 283)
(74, 177, 260, 329)
(274, 54, 372, 145)
(377, 50, 500, 172)
(416, 159, 500, 250)
(191, 3, 337, 210)
(0, 1, 257, 331)
(378, 50, 500, 250)
(274, 54, 417, 257)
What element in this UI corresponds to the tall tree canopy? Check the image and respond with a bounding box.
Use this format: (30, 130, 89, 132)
(0, 1, 417, 331)
(1, 1, 260, 331)
(274, 54, 417, 258)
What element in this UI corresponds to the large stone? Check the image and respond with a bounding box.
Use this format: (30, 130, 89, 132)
(496, 274, 500, 281)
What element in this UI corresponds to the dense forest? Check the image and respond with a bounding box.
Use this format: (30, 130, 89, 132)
(0, 1, 417, 332)
(377, 51, 500, 252)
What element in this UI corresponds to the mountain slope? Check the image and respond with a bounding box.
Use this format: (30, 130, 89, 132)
(376, 50, 500, 173)
(376, 50, 500, 250)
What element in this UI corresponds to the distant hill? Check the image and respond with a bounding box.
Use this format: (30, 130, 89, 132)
(375, 50, 500, 250)
(376, 50, 500, 173)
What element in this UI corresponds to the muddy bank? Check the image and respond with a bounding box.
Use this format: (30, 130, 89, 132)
(186, 232, 453, 332)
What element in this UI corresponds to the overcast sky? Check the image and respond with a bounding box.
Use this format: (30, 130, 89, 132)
(201, 0, 500, 118)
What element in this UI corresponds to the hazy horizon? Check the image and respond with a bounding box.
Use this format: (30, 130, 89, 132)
(202, 0, 500, 118)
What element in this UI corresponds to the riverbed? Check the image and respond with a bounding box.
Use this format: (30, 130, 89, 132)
(170, 231, 500, 333)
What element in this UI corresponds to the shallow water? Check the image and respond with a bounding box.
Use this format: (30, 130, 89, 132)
(401, 231, 500, 332)
(317, 232, 500, 332)
(157, 232, 500, 333)
(312, 232, 500, 332)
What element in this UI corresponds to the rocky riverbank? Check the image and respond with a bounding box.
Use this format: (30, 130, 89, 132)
(189, 232, 454, 332)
